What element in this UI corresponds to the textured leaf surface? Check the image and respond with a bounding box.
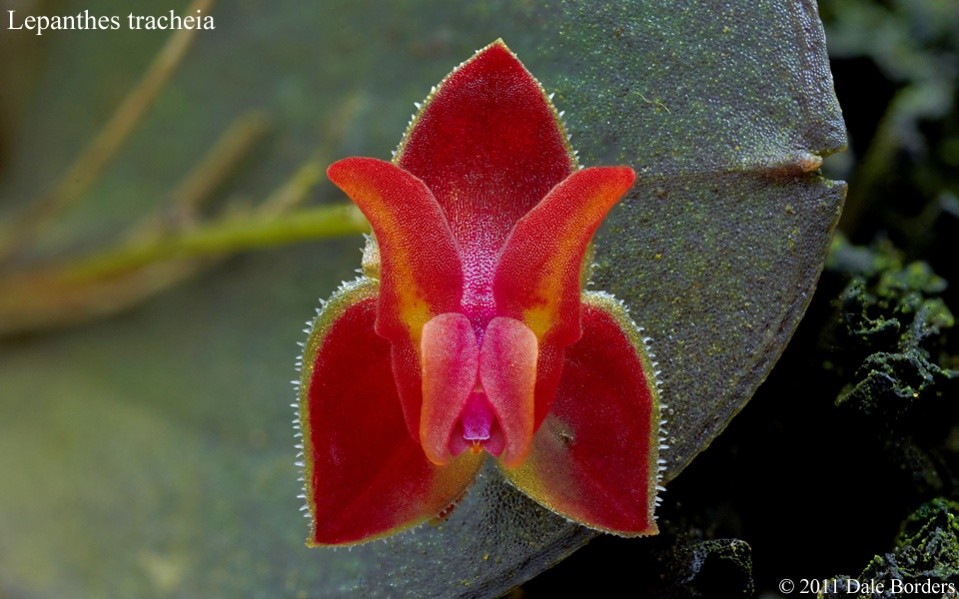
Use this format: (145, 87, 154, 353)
(0, 0, 844, 597)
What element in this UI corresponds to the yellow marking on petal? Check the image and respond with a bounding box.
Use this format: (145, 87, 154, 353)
(518, 192, 613, 340)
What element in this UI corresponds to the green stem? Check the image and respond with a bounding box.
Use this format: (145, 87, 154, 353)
(63, 204, 369, 283)
(0, 204, 369, 336)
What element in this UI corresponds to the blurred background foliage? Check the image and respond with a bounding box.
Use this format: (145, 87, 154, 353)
(0, 0, 956, 597)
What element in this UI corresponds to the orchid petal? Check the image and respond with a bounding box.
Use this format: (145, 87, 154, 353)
(503, 292, 661, 536)
(478, 317, 538, 468)
(327, 157, 463, 436)
(420, 313, 479, 465)
(300, 279, 482, 546)
(494, 166, 636, 425)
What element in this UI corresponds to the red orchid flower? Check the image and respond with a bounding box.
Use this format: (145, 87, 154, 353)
(295, 40, 663, 546)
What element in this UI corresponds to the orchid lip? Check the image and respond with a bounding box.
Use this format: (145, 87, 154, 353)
(453, 391, 506, 458)
(460, 392, 492, 442)
(420, 313, 537, 468)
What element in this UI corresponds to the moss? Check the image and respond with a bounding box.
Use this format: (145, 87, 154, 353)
(820, 238, 959, 503)
(822, 499, 959, 599)
(828, 236, 956, 426)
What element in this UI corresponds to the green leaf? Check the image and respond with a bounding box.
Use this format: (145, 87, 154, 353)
(0, 0, 844, 596)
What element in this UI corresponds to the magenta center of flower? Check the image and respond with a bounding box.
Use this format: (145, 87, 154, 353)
(450, 391, 506, 457)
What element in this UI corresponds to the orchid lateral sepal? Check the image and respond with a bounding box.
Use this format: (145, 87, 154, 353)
(297, 277, 484, 546)
(502, 291, 664, 536)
